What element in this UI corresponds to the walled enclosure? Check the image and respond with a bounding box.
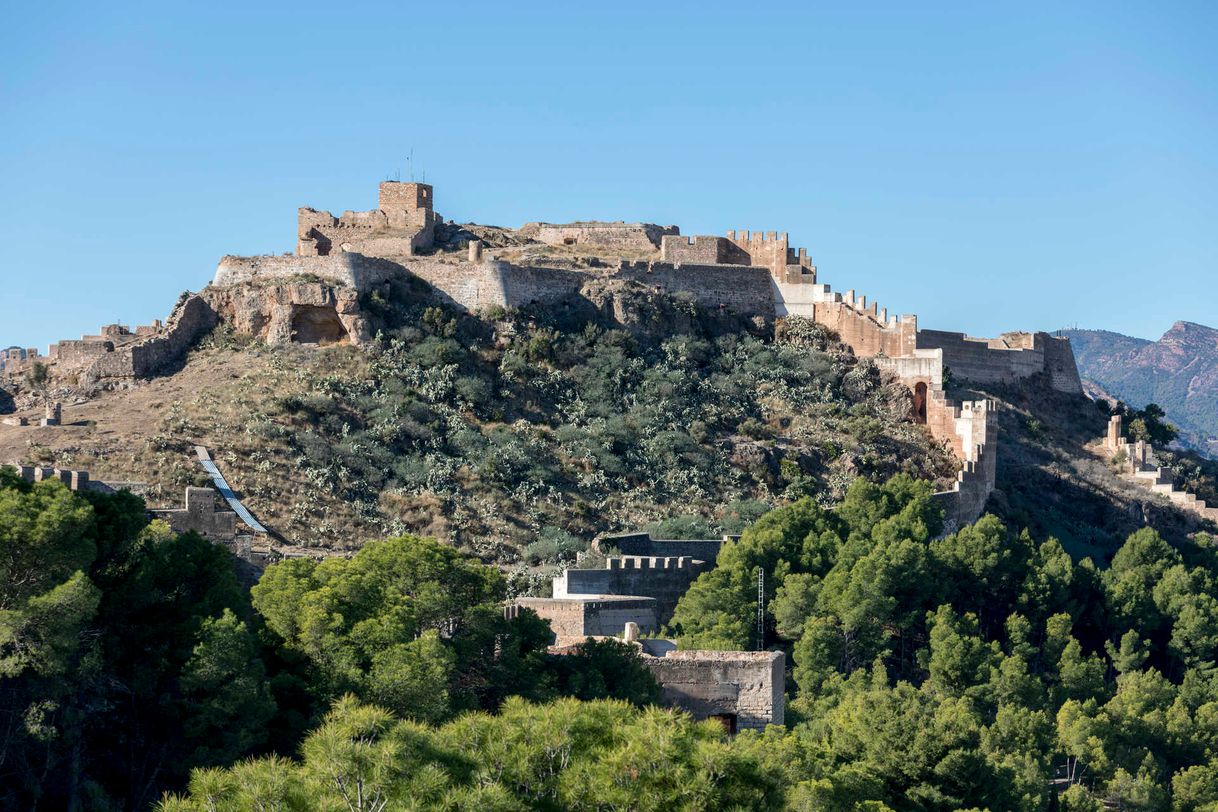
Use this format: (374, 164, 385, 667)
(553, 555, 715, 627)
(4, 294, 218, 388)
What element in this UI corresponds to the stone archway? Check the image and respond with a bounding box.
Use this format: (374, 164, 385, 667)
(291, 305, 349, 345)
(912, 382, 928, 425)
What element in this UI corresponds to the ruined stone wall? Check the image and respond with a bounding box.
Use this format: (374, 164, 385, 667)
(514, 596, 658, 644)
(643, 650, 784, 730)
(125, 294, 218, 377)
(660, 235, 750, 265)
(915, 330, 1082, 394)
(617, 261, 776, 316)
(297, 182, 436, 257)
(595, 532, 725, 562)
(149, 486, 237, 543)
(213, 253, 406, 292)
(531, 222, 677, 251)
(554, 555, 714, 626)
(813, 299, 917, 358)
(52, 339, 116, 373)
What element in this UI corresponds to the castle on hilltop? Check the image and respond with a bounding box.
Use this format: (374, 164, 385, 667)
(4, 179, 1086, 530)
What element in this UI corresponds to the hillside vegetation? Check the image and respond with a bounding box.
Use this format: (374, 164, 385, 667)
(14, 470, 1212, 810)
(1, 281, 957, 562)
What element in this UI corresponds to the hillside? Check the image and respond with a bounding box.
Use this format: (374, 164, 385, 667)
(1063, 322, 1218, 457)
(0, 283, 959, 566)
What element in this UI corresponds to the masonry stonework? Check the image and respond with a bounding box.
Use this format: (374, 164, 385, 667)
(642, 650, 785, 731)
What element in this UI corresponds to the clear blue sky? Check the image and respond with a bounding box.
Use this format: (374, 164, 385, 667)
(2, 1, 1215, 351)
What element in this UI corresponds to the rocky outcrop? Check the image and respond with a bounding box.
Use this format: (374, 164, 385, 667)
(202, 281, 377, 345)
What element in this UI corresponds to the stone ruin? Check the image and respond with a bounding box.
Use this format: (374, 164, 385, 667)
(2, 177, 1091, 529)
(0, 293, 218, 390)
(0, 462, 272, 557)
(510, 531, 782, 730)
(1104, 415, 1218, 524)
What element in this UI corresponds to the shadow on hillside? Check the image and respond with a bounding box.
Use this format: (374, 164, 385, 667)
(0, 386, 13, 415)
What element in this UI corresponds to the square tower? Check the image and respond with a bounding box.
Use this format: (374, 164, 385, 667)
(378, 181, 432, 213)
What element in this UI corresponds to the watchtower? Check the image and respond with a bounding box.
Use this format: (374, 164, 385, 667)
(378, 181, 432, 213)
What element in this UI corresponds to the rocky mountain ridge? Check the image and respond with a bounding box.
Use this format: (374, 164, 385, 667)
(1062, 321, 1218, 457)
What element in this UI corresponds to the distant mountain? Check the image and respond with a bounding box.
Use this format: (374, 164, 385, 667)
(1062, 321, 1218, 457)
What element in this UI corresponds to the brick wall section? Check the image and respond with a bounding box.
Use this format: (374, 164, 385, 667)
(643, 650, 784, 730)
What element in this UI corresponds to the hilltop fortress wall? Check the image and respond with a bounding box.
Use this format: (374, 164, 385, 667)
(6, 179, 1087, 532)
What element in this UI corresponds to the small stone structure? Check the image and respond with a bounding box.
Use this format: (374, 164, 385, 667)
(552, 555, 714, 627)
(512, 596, 658, 642)
(641, 649, 785, 732)
(41, 402, 61, 426)
(1103, 415, 1218, 523)
(148, 486, 239, 543)
(514, 533, 728, 645)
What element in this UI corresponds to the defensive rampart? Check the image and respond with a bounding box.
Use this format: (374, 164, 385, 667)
(297, 181, 437, 257)
(1104, 415, 1218, 523)
(594, 532, 726, 562)
(553, 554, 714, 626)
(528, 222, 678, 251)
(212, 253, 407, 291)
(916, 329, 1082, 394)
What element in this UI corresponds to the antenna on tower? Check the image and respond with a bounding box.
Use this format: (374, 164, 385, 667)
(408, 148, 414, 182)
(756, 568, 765, 651)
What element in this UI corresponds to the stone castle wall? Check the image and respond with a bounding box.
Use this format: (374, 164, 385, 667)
(554, 555, 714, 626)
(643, 650, 784, 731)
(297, 181, 436, 257)
(514, 596, 658, 643)
(529, 222, 678, 251)
(594, 532, 725, 562)
(213, 253, 406, 291)
(916, 329, 1082, 394)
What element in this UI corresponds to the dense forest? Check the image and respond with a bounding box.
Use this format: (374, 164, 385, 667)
(3, 466, 1217, 810)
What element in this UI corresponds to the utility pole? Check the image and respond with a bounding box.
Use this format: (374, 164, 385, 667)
(756, 567, 765, 651)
